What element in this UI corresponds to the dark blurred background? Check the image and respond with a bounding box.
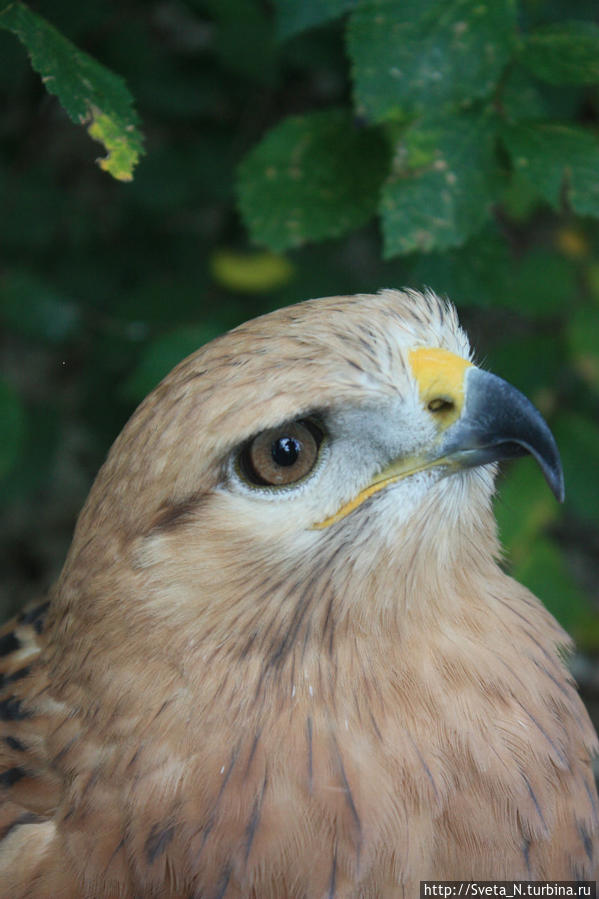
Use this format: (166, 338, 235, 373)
(0, 1, 598, 722)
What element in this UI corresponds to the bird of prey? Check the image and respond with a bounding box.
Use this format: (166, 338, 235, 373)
(0, 289, 597, 897)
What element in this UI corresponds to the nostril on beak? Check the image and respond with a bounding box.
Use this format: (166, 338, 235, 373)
(428, 397, 455, 413)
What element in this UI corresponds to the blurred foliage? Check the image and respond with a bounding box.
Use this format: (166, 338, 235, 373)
(0, 0, 598, 650)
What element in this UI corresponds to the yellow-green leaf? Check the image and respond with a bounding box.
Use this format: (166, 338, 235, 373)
(210, 250, 294, 293)
(0, 2, 144, 180)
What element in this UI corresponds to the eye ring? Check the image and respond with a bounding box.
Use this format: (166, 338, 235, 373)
(236, 418, 325, 489)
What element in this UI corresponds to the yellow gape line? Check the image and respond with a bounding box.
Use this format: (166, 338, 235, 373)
(313, 347, 473, 529)
(312, 480, 399, 530)
(312, 459, 434, 530)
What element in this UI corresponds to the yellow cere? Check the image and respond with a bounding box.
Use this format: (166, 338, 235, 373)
(313, 347, 473, 529)
(408, 347, 472, 425)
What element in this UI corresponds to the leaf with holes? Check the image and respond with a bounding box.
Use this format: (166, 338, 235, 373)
(502, 123, 599, 217)
(380, 111, 497, 256)
(238, 109, 388, 252)
(522, 21, 599, 85)
(348, 0, 516, 123)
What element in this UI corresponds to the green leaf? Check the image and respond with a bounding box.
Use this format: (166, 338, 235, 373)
(500, 170, 542, 220)
(512, 537, 597, 647)
(504, 251, 576, 317)
(380, 111, 497, 256)
(122, 326, 222, 402)
(1, 270, 80, 343)
(408, 225, 511, 307)
(0, 17, 27, 89)
(523, 21, 599, 85)
(413, 239, 576, 315)
(273, 0, 356, 39)
(553, 413, 599, 527)
(496, 462, 597, 646)
(500, 66, 553, 122)
(567, 304, 599, 391)
(0, 2, 143, 180)
(348, 0, 516, 123)
(0, 400, 59, 504)
(0, 378, 26, 478)
(207, 0, 277, 84)
(502, 123, 599, 217)
(238, 109, 388, 252)
(495, 459, 560, 560)
(487, 333, 563, 399)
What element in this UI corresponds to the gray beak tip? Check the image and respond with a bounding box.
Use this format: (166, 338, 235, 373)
(447, 368, 566, 504)
(550, 468, 565, 504)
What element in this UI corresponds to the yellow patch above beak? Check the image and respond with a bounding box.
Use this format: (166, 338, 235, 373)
(313, 347, 472, 529)
(408, 347, 472, 426)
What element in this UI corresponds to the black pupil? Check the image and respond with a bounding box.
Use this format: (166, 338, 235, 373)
(272, 436, 301, 467)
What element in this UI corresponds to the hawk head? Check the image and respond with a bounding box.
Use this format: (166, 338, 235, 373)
(56, 288, 562, 666)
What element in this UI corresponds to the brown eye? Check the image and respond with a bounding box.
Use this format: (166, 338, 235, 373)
(239, 420, 323, 487)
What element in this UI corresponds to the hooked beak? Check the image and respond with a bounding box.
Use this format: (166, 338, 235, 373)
(314, 347, 563, 529)
(438, 365, 564, 502)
